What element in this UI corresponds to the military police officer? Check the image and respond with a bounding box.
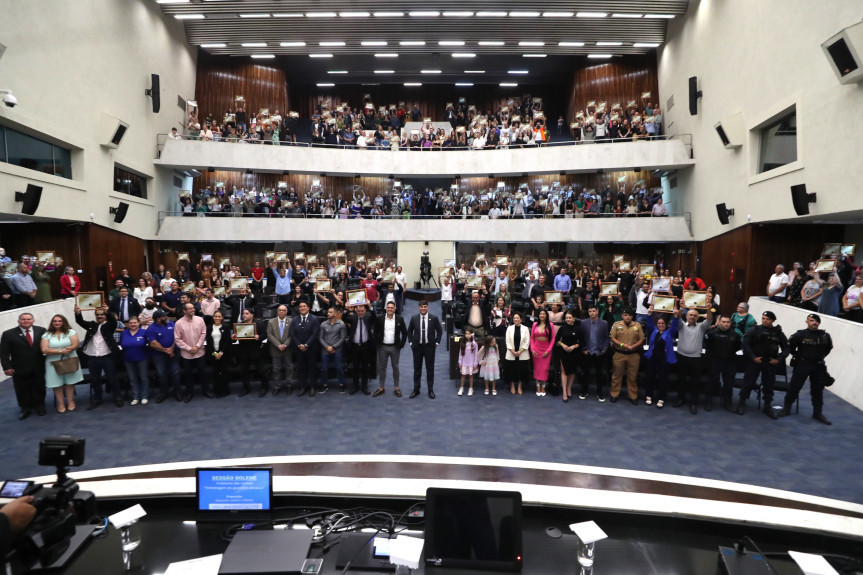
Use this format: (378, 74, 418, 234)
(738, 310, 789, 419)
(781, 313, 833, 425)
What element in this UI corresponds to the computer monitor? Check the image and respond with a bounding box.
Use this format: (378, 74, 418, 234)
(424, 487, 523, 571)
(196, 467, 273, 518)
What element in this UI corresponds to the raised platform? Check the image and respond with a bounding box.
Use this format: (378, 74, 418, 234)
(406, 288, 441, 302)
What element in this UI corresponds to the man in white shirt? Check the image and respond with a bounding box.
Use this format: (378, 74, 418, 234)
(394, 266, 407, 314)
(374, 302, 408, 397)
(767, 264, 790, 303)
(440, 276, 454, 331)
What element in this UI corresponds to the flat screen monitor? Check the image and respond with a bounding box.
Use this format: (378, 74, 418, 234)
(424, 487, 523, 571)
(196, 467, 272, 513)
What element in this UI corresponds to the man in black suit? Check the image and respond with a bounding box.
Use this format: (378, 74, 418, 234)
(460, 289, 491, 338)
(289, 301, 320, 396)
(226, 288, 256, 323)
(578, 305, 610, 402)
(346, 304, 375, 395)
(407, 301, 443, 399)
(108, 287, 142, 323)
(0, 312, 47, 419)
(75, 304, 123, 409)
(373, 301, 408, 397)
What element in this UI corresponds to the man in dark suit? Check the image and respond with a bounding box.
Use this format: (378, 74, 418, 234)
(75, 304, 123, 409)
(289, 301, 320, 396)
(232, 308, 269, 397)
(0, 312, 47, 419)
(373, 301, 408, 397)
(266, 304, 292, 395)
(226, 288, 256, 323)
(460, 288, 491, 337)
(406, 301, 443, 399)
(346, 304, 375, 395)
(108, 287, 142, 323)
(578, 304, 610, 402)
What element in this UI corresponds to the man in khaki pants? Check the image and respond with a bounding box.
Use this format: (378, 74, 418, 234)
(609, 308, 644, 405)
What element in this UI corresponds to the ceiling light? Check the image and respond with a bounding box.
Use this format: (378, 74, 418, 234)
(339, 11, 370, 17)
(400, 41, 425, 46)
(375, 53, 399, 57)
(508, 70, 529, 74)
(634, 43, 661, 48)
(409, 11, 440, 17)
(316, 83, 335, 87)
(558, 41, 585, 47)
(239, 13, 270, 18)
(362, 41, 388, 46)
(174, 14, 204, 19)
(478, 41, 505, 46)
(421, 69, 442, 74)
(500, 83, 518, 87)
(612, 13, 643, 18)
(272, 13, 303, 17)
(328, 70, 348, 74)
(576, 12, 608, 18)
(156, 0, 189, 4)
(477, 11, 507, 17)
(597, 42, 623, 46)
(374, 12, 404, 17)
(306, 12, 337, 18)
(309, 54, 333, 58)
(251, 55, 275, 59)
(439, 41, 465, 46)
(452, 53, 476, 58)
(543, 12, 573, 17)
(523, 54, 546, 58)
(588, 54, 613, 59)
(443, 11, 473, 17)
(404, 83, 422, 86)
(464, 70, 485, 73)
(455, 82, 474, 86)
(510, 11, 540, 17)
(519, 41, 544, 46)
(280, 41, 306, 47)
(241, 42, 267, 47)
(319, 41, 345, 46)
(374, 70, 395, 74)
(200, 43, 226, 48)
(645, 14, 676, 18)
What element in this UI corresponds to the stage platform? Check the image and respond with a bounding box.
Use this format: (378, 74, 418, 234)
(406, 288, 441, 302)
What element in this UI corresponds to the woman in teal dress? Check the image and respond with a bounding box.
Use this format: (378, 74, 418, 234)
(40, 314, 83, 413)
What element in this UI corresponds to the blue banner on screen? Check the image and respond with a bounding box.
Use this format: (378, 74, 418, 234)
(197, 468, 272, 511)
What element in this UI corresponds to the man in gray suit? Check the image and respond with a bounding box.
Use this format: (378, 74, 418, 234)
(267, 305, 293, 395)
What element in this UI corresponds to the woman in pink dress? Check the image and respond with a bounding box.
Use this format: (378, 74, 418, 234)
(530, 310, 556, 397)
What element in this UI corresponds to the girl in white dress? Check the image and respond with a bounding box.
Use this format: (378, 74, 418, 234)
(478, 336, 501, 396)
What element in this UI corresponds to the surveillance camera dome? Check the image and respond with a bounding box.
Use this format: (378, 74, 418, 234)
(2, 92, 16, 108)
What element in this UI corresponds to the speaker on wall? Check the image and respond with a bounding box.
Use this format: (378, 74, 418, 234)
(110, 202, 129, 224)
(821, 21, 863, 84)
(715, 203, 734, 225)
(688, 76, 702, 116)
(14, 184, 43, 215)
(100, 113, 129, 149)
(145, 73, 161, 113)
(791, 184, 816, 216)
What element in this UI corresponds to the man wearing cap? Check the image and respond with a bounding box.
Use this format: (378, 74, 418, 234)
(738, 310, 789, 419)
(782, 314, 834, 424)
(609, 308, 644, 405)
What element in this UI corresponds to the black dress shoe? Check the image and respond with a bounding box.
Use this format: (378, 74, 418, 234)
(735, 401, 746, 415)
(36, 407, 46, 416)
(238, 388, 250, 398)
(362, 385, 371, 396)
(206, 391, 216, 399)
(629, 398, 638, 406)
(174, 392, 183, 402)
(813, 413, 832, 425)
(689, 403, 698, 415)
(350, 386, 359, 395)
(297, 387, 308, 397)
(87, 400, 103, 411)
(409, 390, 420, 399)
(673, 398, 686, 408)
(183, 393, 192, 403)
(609, 395, 618, 403)
(428, 391, 436, 399)
(114, 399, 124, 408)
(18, 410, 31, 420)
(155, 393, 168, 404)
(723, 400, 735, 413)
(257, 387, 267, 397)
(763, 406, 778, 420)
(339, 385, 346, 394)
(778, 408, 791, 417)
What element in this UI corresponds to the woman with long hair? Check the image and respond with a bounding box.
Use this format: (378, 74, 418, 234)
(530, 309, 556, 397)
(120, 316, 150, 405)
(489, 296, 511, 337)
(40, 314, 83, 413)
(505, 313, 531, 395)
(133, 277, 153, 307)
(205, 310, 233, 397)
(554, 310, 582, 402)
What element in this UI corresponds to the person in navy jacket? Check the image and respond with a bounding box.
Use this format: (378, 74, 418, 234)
(643, 309, 680, 409)
(289, 301, 321, 396)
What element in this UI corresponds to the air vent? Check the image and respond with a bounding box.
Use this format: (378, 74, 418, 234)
(177, 95, 186, 110)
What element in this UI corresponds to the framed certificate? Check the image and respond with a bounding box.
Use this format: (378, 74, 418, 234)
(76, 291, 104, 311)
(219, 257, 231, 268)
(355, 256, 366, 263)
(336, 250, 347, 258)
(347, 289, 368, 307)
(638, 264, 656, 276)
(475, 253, 487, 262)
(335, 264, 347, 274)
(444, 258, 456, 268)
(229, 277, 249, 292)
(600, 282, 619, 296)
(814, 259, 837, 273)
(496, 255, 509, 266)
(613, 254, 625, 263)
(820, 243, 838, 257)
(618, 261, 632, 271)
(265, 251, 276, 260)
(466, 276, 483, 289)
(177, 252, 190, 262)
(651, 278, 671, 292)
(438, 267, 451, 277)
(310, 267, 328, 279)
(207, 197, 218, 207)
(274, 252, 289, 262)
(683, 290, 709, 309)
(547, 260, 559, 270)
(526, 261, 540, 271)
(294, 252, 306, 262)
(327, 250, 338, 258)
(652, 294, 676, 313)
(841, 244, 856, 256)
(213, 286, 226, 296)
(233, 323, 257, 340)
(306, 254, 319, 264)
(4, 261, 18, 275)
(381, 272, 397, 282)
(482, 265, 496, 277)
(201, 253, 213, 262)
(36, 251, 55, 264)
(316, 279, 332, 291)
(181, 282, 195, 293)
(545, 291, 563, 305)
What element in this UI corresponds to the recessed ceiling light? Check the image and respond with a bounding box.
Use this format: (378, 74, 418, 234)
(519, 41, 544, 46)
(251, 55, 275, 59)
(612, 13, 643, 18)
(200, 43, 226, 48)
(508, 70, 529, 74)
(645, 14, 676, 18)
(339, 11, 370, 17)
(409, 11, 440, 17)
(374, 11, 404, 17)
(306, 12, 337, 18)
(587, 54, 613, 59)
(361, 41, 388, 46)
(404, 83, 423, 86)
(239, 13, 270, 18)
(316, 83, 335, 87)
(280, 41, 306, 47)
(272, 13, 303, 17)
(510, 11, 540, 17)
(328, 70, 348, 74)
(634, 43, 661, 48)
(421, 69, 442, 74)
(375, 53, 399, 58)
(319, 41, 345, 46)
(455, 83, 474, 86)
(309, 54, 333, 58)
(558, 41, 585, 47)
(576, 12, 608, 18)
(523, 54, 547, 58)
(477, 11, 507, 17)
(464, 70, 485, 74)
(241, 43, 267, 47)
(452, 53, 476, 58)
(443, 11, 473, 17)
(156, 0, 189, 4)
(439, 41, 465, 46)
(478, 41, 505, 46)
(500, 83, 518, 87)
(400, 41, 426, 46)
(174, 14, 204, 19)
(543, 12, 573, 17)
(597, 42, 623, 46)
(374, 70, 395, 74)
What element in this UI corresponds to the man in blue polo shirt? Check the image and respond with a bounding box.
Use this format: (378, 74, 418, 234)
(554, 268, 572, 295)
(160, 281, 183, 319)
(146, 310, 182, 403)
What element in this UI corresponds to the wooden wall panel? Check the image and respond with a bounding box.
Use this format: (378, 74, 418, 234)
(566, 55, 659, 126)
(194, 52, 289, 124)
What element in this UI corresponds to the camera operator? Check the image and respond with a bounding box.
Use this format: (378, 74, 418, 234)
(1, 496, 36, 560)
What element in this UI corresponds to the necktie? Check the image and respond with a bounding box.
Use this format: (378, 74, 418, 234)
(279, 320, 285, 338)
(121, 298, 128, 321)
(25, 329, 32, 346)
(359, 320, 364, 344)
(239, 299, 245, 317)
(421, 316, 427, 344)
(301, 315, 306, 325)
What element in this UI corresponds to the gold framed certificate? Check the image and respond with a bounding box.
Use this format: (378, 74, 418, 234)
(814, 259, 837, 273)
(207, 197, 218, 207)
(475, 253, 487, 263)
(600, 282, 619, 296)
(381, 272, 396, 282)
(652, 294, 676, 313)
(233, 322, 257, 340)
(545, 291, 563, 305)
(274, 252, 288, 262)
(355, 256, 366, 263)
(613, 254, 625, 263)
(496, 255, 509, 266)
(327, 250, 338, 258)
(265, 251, 276, 260)
(213, 286, 226, 296)
(4, 261, 18, 275)
(466, 276, 483, 289)
(36, 251, 55, 264)
(294, 252, 306, 262)
(335, 250, 346, 258)
(683, 290, 709, 309)
(439, 267, 451, 278)
(219, 257, 231, 268)
(310, 267, 328, 279)
(335, 264, 347, 274)
(841, 244, 856, 256)
(651, 278, 671, 292)
(316, 279, 332, 292)
(177, 252, 190, 262)
(526, 261, 540, 271)
(229, 277, 249, 292)
(618, 261, 632, 271)
(76, 291, 104, 311)
(482, 265, 496, 277)
(638, 264, 656, 276)
(347, 289, 367, 307)
(201, 253, 213, 262)
(444, 258, 456, 268)
(306, 254, 319, 264)
(181, 282, 195, 293)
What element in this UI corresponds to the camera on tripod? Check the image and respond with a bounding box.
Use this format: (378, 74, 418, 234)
(419, 251, 435, 287)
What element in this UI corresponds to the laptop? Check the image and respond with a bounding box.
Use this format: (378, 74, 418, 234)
(219, 530, 313, 575)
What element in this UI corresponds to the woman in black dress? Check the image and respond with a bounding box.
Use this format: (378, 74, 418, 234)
(205, 310, 233, 397)
(554, 310, 583, 402)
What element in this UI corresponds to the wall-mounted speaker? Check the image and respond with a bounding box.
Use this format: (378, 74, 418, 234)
(15, 184, 43, 215)
(714, 113, 744, 149)
(688, 76, 702, 116)
(821, 21, 863, 84)
(791, 184, 816, 216)
(100, 113, 129, 149)
(145, 73, 161, 113)
(715, 203, 734, 225)
(110, 202, 129, 224)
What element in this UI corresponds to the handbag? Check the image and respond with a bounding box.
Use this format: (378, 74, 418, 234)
(51, 355, 79, 376)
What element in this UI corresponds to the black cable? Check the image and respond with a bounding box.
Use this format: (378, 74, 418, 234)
(739, 536, 780, 575)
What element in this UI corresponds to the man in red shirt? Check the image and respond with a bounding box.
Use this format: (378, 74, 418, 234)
(361, 272, 379, 303)
(250, 260, 265, 294)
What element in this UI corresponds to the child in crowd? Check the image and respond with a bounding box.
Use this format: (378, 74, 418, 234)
(458, 329, 479, 396)
(478, 335, 500, 396)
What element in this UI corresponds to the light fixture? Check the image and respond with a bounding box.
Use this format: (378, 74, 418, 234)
(374, 70, 395, 74)
(239, 13, 270, 18)
(452, 53, 476, 58)
(421, 69, 442, 74)
(523, 54, 547, 58)
(328, 70, 348, 74)
(478, 41, 505, 46)
(587, 54, 613, 59)
(241, 42, 267, 47)
(634, 43, 661, 48)
(250, 54, 275, 59)
(455, 82, 474, 86)
(316, 83, 335, 87)
(439, 40, 465, 46)
(443, 11, 473, 17)
(306, 12, 337, 18)
(519, 41, 544, 46)
(404, 82, 422, 86)
(362, 41, 388, 46)
(644, 14, 676, 18)
(477, 11, 507, 17)
(409, 11, 440, 17)
(375, 53, 398, 58)
(510, 11, 540, 17)
(339, 11, 370, 17)
(464, 70, 485, 74)
(559, 41, 585, 47)
(612, 13, 643, 18)
(508, 70, 529, 74)
(280, 41, 306, 47)
(272, 13, 303, 17)
(400, 41, 426, 46)
(374, 11, 404, 17)
(200, 43, 226, 48)
(576, 12, 608, 18)
(309, 54, 333, 58)
(500, 82, 518, 87)
(543, 12, 573, 17)
(156, 0, 189, 3)
(174, 14, 204, 19)
(319, 41, 345, 46)
(597, 42, 623, 46)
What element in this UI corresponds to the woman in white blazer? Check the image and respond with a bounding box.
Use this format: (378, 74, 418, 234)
(505, 313, 531, 395)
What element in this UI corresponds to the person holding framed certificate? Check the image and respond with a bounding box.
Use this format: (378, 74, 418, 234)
(673, 305, 713, 414)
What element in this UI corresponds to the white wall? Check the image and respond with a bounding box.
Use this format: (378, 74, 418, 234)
(0, 0, 197, 238)
(658, 0, 863, 240)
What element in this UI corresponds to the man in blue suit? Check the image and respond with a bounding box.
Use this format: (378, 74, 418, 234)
(289, 301, 321, 396)
(578, 304, 610, 401)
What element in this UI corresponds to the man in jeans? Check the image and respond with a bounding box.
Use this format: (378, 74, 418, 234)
(319, 307, 347, 393)
(75, 304, 122, 409)
(174, 302, 211, 402)
(146, 310, 182, 403)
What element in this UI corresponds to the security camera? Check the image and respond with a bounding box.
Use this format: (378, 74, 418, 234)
(0, 90, 16, 108)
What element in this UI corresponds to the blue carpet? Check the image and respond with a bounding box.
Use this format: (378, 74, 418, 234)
(3, 299, 862, 506)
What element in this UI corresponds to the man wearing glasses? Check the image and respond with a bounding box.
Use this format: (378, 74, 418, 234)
(75, 304, 122, 409)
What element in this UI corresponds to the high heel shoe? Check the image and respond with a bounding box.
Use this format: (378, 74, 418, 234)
(67, 403, 76, 412)
(517, 384, 523, 395)
(57, 406, 66, 414)
(510, 383, 515, 395)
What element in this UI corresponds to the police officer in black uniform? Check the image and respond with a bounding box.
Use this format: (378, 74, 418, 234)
(738, 310, 788, 419)
(705, 315, 742, 412)
(781, 313, 833, 425)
